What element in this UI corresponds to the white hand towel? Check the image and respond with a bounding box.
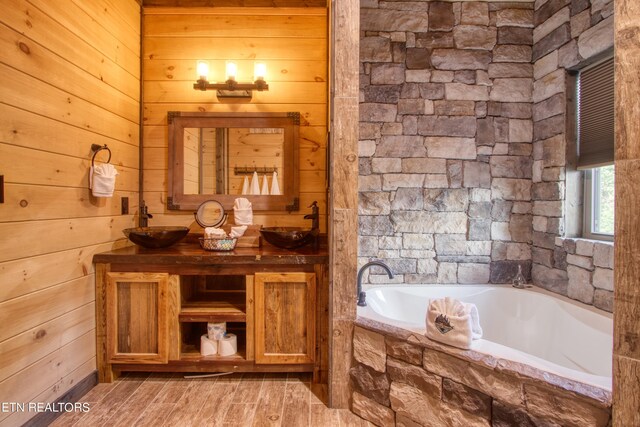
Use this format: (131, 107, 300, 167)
(233, 197, 253, 225)
(230, 225, 248, 238)
(261, 175, 269, 195)
(90, 164, 118, 197)
(250, 171, 260, 195)
(270, 171, 281, 196)
(425, 297, 482, 349)
(241, 176, 249, 195)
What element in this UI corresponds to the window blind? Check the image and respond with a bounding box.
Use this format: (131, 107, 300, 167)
(577, 57, 614, 169)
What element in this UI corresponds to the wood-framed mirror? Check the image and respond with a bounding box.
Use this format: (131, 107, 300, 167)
(167, 111, 300, 211)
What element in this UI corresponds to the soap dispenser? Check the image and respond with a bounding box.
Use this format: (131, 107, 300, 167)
(512, 265, 527, 289)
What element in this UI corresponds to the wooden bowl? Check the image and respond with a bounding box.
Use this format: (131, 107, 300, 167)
(259, 227, 318, 249)
(123, 226, 189, 249)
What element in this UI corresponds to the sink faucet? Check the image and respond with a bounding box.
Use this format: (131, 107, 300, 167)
(304, 201, 319, 250)
(139, 200, 153, 228)
(357, 260, 394, 307)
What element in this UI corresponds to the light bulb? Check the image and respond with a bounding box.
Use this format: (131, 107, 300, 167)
(254, 62, 267, 81)
(196, 60, 209, 80)
(226, 61, 238, 81)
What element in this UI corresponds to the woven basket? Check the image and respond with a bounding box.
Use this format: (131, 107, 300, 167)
(199, 237, 237, 251)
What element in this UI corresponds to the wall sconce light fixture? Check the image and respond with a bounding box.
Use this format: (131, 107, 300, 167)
(194, 60, 269, 100)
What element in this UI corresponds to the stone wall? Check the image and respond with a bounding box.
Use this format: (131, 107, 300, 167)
(358, 0, 615, 312)
(530, 0, 614, 311)
(350, 323, 611, 427)
(359, 1, 535, 286)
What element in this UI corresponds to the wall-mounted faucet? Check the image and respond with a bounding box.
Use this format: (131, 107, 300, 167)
(357, 260, 394, 307)
(139, 200, 153, 228)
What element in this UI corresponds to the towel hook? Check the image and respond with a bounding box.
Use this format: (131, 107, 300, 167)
(91, 144, 111, 167)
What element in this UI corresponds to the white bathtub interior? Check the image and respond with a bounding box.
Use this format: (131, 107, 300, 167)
(359, 284, 613, 390)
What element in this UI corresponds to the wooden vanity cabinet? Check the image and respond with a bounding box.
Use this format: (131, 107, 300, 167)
(94, 245, 328, 383)
(254, 272, 316, 364)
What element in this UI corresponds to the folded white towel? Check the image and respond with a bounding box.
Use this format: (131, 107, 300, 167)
(270, 171, 281, 195)
(90, 164, 118, 197)
(250, 171, 260, 195)
(233, 197, 253, 225)
(426, 297, 482, 349)
(204, 227, 227, 238)
(261, 175, 269, 195)
(241, 176, 249, 195)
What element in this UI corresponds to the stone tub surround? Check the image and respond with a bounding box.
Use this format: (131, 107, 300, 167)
(359, 1, 536, 289)
(358, 0, 615, 312)
(530, 0, 614, 311)
(351, 321, 611, 427)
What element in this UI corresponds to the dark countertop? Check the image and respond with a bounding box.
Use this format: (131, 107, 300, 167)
(93, 240, 328, 266)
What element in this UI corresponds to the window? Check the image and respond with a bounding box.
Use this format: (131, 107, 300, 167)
(577, 56, 614, 240)
(584, 165, 614, 239)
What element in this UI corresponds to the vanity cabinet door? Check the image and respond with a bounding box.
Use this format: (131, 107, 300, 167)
(106, 272, 169, 364)
(254, 272, 316, 365)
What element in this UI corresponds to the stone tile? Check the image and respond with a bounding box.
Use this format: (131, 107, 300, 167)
(359, 215, 394, 236)
(532, 23, 571, 62)
(570, 8, 591, 38)
(363, 85, 401, 103)
(454, 70, 477, 84)
(533, 68, 565, 104)
(577, 16, 613, 60)
(490, 78, 533, 103)
(493, 45, 532, 63)
(488, 63, 533, 78)
(387, 357, 441, 397)
(405, 69, 431, 83)
(361, 8, 429, 32)
(359, 175, 382, 192)
(350, 363, 391, 407)
(434, 100, 476, 116)
(391, 211, 468, 234)
(533, 115, 564, 142)
(557, 39, 580, 68)
(359, 192, 391, 215)
(390, 382, 491, 427)
(403, 233, 435, 250)
(535, 0, 571, 26)
(424, 189, 469, 212)
(418, 116, 476, 137)
(490, 156, 533, 179)
(375, 136, 426, 158)
(567, 265, 594, 304)
(533, 50, 558, 80)
(371, 64, 405, 85)
(453, 25, 497, 50)
(533, 93, 564, 122)
(386, 337, 423, 366)
(593, 242, 614, 268)
(406, 48, 431, 69)
(391, 188, 423, 211)
(567, 253, 593, 270)
(429, 2, 455, 31)
(351, 391, 395, 427)
(523, 384, 610, 426)
(533, 6, 570, 43)
(360, 103, 397, 122)
(492, 400, 548, 427)
(416, 32, 454, 49)
(593, 289, 613, 312)
(402, 158, 447, 174)
(443, 378, 492, 420)
(361, 36, 393, 62)
(592, 267, 613, 291)
(498, 27, 533, 45)
(491, 178, 531, 201)
(463, 161, 492, 188)
(437, 262, 458, 283)
(445, 83, 490, 101)
(461, 2, 489, 26)
(496, 9, 534, 27)
(425, 137, 477, 159)
(419, 83, 445, 100)
(570, 0, 589, 16)
(531, 264, 568, 295)
(431, 49, 492, 70)
(458, 263, 490, 284)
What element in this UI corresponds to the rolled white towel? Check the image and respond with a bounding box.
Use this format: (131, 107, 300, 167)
(270, 171, 281, 195)
(249, 171, 260, 195)
(229, 225, 247, 238)
(233, 197, 253, 225)
(241, 176, 249, 195)
(261, 174, 269, 195)
(90, 164, 118, 197)
(204, 227, 227, 238)
(425, 297, 482, 349)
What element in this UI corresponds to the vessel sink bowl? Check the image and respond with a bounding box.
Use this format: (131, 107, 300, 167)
(123, 226, 189, 249)
(260, 227, 318, 249)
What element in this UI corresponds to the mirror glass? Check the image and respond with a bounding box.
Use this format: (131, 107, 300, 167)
(182, 127, 284, 196)
(167, 112, 300, 212)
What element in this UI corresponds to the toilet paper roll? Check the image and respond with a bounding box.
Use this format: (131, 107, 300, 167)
(207, 322, 226, 340)
(218, 333, 238, 357)
(200, 334, 218, 356)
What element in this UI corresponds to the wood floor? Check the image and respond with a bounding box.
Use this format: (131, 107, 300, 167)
(50, 373, 372, 427)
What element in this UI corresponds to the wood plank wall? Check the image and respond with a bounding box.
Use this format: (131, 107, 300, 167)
(142, 7, 328, 230)
(613, 0, 640, 424)
(0, 0, 140, 424)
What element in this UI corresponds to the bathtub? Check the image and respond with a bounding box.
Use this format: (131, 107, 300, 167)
(357, 284, 613, 391)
